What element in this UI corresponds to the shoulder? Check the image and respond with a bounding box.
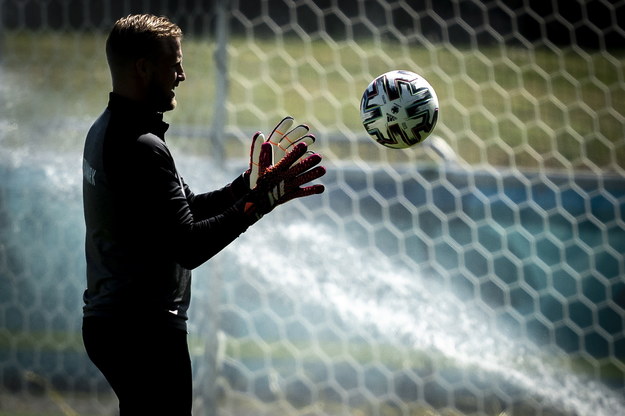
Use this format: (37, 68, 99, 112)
(135, 133, 172, 159)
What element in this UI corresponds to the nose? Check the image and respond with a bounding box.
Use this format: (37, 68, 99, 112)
(177, 66, 186, 82)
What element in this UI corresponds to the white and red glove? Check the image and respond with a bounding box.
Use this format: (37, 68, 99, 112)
(246, 116, 316, 189)
(242, 141, 325, 222)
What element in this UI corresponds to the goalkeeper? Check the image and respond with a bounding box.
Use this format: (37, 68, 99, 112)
(81, 14, 325, 415)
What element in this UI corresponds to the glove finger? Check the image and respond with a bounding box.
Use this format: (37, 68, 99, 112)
(258, 142, 273, 177)
(294, 134, 315, 148)
(273, 142, 309, 172)
(299, 183, 325, 195)
(275, 124, 309, 162)
(267, 117, 295, 164)
(291, 140, 316, 166)
(278, 184, 326, 205)
(279, 124, 309, 149)
(285, 134, 315, 164)
(285, 152, 323, 177)
(267, 117, 295, 145)
(291, 166, 326, 188)
(249, 131, 265, 188)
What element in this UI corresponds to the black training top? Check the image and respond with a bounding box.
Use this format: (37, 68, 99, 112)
(82, 93, 251, 330)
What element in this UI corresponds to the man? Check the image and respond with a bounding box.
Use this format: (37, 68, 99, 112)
(81, 14, 325, 415)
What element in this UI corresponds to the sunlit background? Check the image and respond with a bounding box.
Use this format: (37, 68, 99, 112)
(1, 1, 624, 415)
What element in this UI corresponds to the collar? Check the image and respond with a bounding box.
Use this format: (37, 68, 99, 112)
(107, 93, 170, 139)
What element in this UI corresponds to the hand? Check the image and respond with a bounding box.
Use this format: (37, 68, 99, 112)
(266, 116, 315, 163)
(246, 116, 316, 189)
(243, 141, 325, 222)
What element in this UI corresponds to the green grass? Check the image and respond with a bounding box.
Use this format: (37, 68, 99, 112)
(2, 329, 623, 416)
(2, 30, 624, 169)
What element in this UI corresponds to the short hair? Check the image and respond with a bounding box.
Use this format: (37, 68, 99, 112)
(106, 14, 182, 69)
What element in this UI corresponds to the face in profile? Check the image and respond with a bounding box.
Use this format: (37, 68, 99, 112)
(146, 37, 186, 112)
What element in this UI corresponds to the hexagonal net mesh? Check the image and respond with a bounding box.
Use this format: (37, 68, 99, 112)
(1, 1, 624, 415)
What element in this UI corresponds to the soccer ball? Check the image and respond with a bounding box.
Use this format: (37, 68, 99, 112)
(360, 70, 439, 149)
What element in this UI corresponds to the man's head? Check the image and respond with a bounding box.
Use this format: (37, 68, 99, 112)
(106, 14, 186, 112)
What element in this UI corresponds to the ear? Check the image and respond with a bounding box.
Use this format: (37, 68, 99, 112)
(135, 58, 152, 82)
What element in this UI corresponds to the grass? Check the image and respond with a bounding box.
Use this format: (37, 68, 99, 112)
(1, 30, 624, 170)
(2, 328, 623, 416)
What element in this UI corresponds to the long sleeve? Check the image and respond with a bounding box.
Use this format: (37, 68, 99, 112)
(185, 173, 250, 221)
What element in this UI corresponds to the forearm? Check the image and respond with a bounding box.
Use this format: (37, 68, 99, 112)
(172, 199, 251, 269)
(186, 174, 249, 220)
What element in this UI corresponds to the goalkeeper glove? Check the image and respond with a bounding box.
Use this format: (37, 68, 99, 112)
(242, 141, 325, 223)
(246, 116, 316, 189)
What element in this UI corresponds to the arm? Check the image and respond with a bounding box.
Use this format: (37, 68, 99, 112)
(134, 134, 252, 270)
(184, 173, 249, 221)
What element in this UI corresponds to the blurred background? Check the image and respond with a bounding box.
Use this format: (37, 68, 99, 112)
(0, 1, 624, 415)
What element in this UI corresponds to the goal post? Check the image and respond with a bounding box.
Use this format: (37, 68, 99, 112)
(0, 1, 624, 415)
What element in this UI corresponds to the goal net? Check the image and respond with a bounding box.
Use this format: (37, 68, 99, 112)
(0, 1, 624, 415)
